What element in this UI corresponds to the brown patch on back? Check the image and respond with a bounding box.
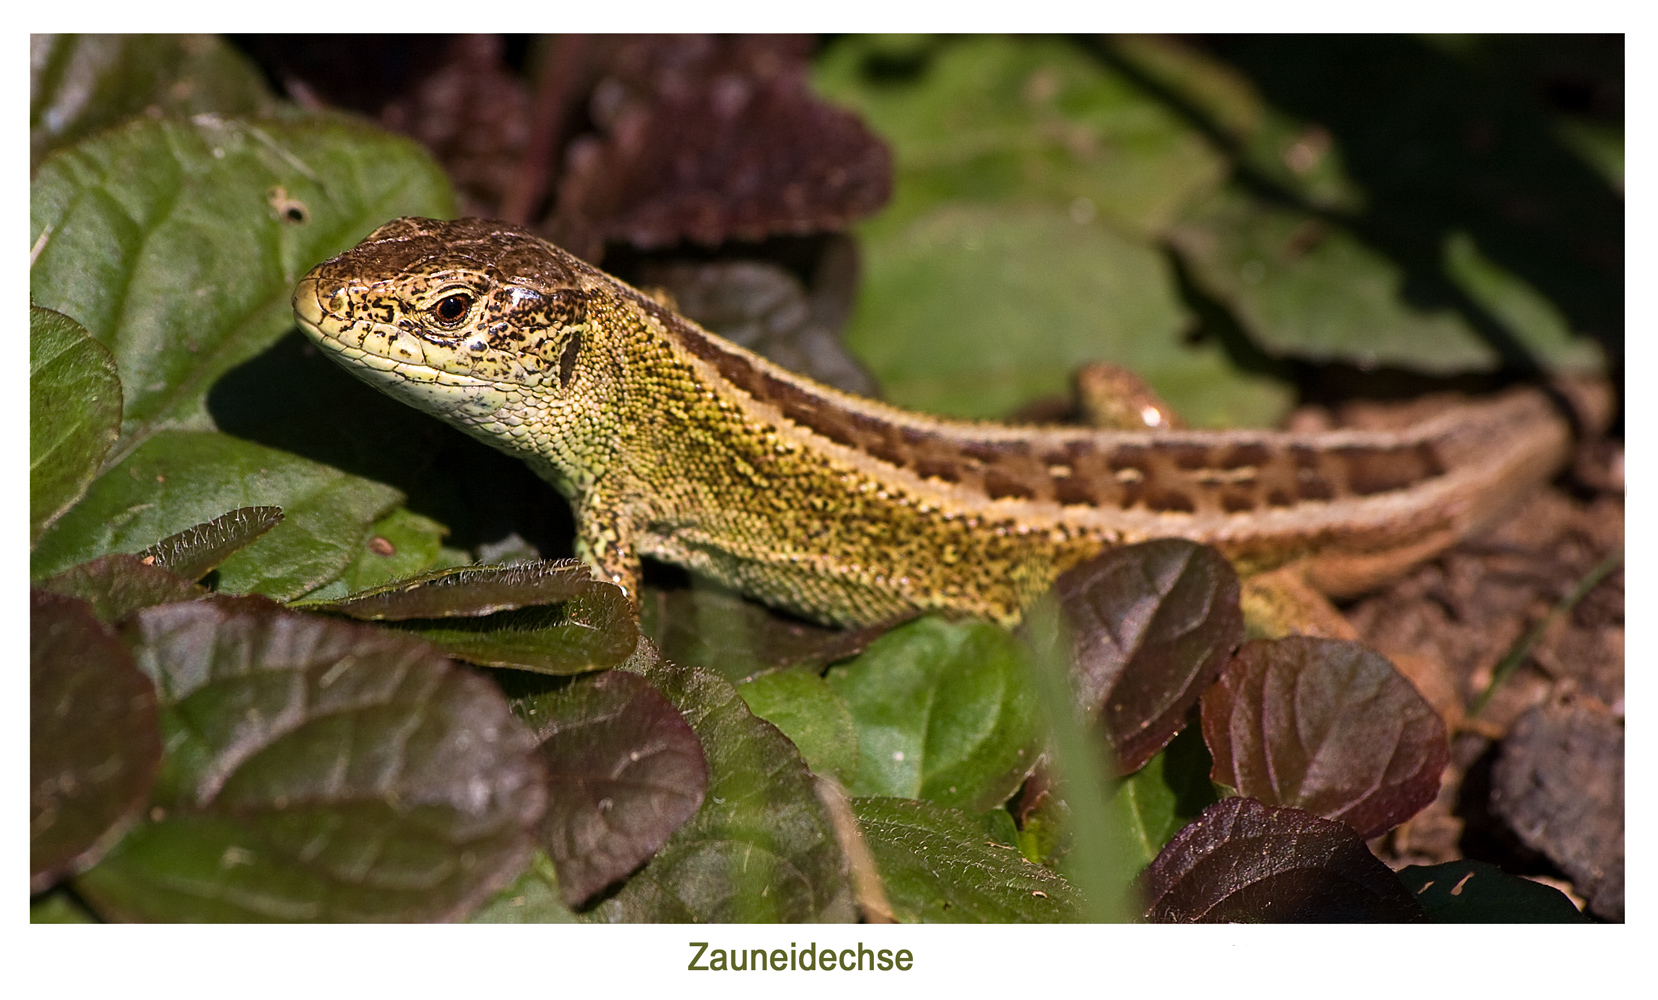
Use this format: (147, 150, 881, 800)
(636, 281, 1454, 516)
(1337, 441, 1446, 496)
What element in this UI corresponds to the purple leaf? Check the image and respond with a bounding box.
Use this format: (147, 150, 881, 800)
(1139, 797, 1425, 923)
(77, 595, 545, 921)
(31, 591, 161, 892)
(514, 670, 708, 907)
(1052, 539, 1243, 773)
(1201, 637, 1449, 839)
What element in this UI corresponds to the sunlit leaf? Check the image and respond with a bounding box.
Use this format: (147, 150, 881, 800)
(1112, 724, 1220, 868)
(468, 852, 578, 923)
(737, 668, 860, 784)
(306, 561, 640, 676)
(30, 34, 273, 169)
(30, 113, 454, 462)
(852, 796, 1083, 923)
(31, 430, 403, 601)
(30, 305, 120, 546)
(585, 642, 854, 922)
(136, 506, 284, 581)
(826, 616, 1041, 813)
(297, 507, 449, 601)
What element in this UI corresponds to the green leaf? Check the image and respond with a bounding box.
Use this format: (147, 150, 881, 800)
(814, 36, 1290, 428)
(1169, 186, 1599, 375)
(826, 616, 1041, 813)
(847, 200, 1289, 427)
(1112, 725, 1220, 869)
(641, 584, 887, 687)
(136, 506, 284, 581)
(391, 603, 638, 676)
(468, 852, 578, 923)
(851, 796, 1083, 923)
(30, 34, 274, 169)
(299, 559, 597, 619)
(30, 305, 120, 546)
(30, 113, 454, 464)
(813, 35, 1226, 238)
(1397, 860, 1590, 923)
(31, 888, 99, 923)
(737, 669, 861, 784)
(76, 595, 544, 922)
(509, 670, 707, 907)
(296, 507, 449, 600)
(31, 590, 161, 893)
(1443, 231, 1604, 372)
(586, 641, 855, 922)
(31, 430, 403, 601)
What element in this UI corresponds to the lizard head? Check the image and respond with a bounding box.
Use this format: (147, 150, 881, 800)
(293, 217, 610, 490)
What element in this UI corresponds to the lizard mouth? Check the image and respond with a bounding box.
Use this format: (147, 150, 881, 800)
(291, 275, 367, 355)
(292, 274, 451, 379)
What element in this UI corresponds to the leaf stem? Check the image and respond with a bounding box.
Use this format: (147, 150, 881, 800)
(1470, 548, 1622, 716)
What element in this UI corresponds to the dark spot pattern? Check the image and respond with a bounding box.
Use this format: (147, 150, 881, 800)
(558, 330, 583, 387)
(647, 287, 1452, 517)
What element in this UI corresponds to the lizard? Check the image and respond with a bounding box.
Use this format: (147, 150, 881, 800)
(291, 216, 1584, 629)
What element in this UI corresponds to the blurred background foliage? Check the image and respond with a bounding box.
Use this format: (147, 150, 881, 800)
(37, 33, 1615, 426)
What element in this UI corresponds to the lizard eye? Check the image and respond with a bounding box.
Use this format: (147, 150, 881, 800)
(429, 292, 474, 329)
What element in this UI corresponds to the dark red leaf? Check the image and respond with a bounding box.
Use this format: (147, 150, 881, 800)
(380, 34, 532, 218)
(513, 670, 707, 907)
(302, 558, 599, 619)
(1138, 797, 1426, 923)
(1200, 637, 1449, 839)
(1051, 539, 1243, 773)
(77, 595, 545, 922)
(136, 505, 284, 581)
(303, 560, 639, 675)
(552, 35, 890, 255)
(39, 553, 206, 624)
(30, 590, 161, 892)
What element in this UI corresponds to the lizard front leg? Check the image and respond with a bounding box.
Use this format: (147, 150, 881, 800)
(573, 493, 643, 603)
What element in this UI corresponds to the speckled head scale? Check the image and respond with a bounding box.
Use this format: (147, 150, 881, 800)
(294, 217, 591, 392)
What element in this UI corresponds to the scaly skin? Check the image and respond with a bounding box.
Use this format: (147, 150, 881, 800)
(292, 217, 1574, 627)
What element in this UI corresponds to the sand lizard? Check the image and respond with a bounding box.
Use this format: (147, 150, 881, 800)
(292, 217, 1578, 628)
